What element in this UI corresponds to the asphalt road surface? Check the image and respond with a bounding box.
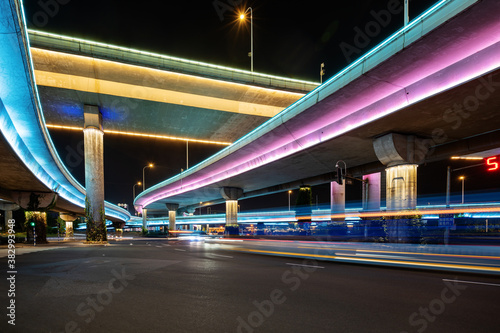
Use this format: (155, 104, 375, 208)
(1, 238, 499, 333)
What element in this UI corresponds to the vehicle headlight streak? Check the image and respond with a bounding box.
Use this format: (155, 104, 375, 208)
(136, 0, 498, 209)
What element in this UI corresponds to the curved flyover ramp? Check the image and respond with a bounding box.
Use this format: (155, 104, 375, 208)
(135, 0, 500, 213)
(0, 0, 129, 222)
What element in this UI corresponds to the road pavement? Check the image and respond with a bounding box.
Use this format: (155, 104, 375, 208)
(1, 238, 499, 332)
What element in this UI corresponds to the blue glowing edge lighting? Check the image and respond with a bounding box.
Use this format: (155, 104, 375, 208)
(0, 0, 129, 222)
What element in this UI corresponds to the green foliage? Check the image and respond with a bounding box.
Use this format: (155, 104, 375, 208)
(25, 211, 48, 244)
(85, 197, 107, 243)
(295, 186, 312, 206)
(56, 216, 66, 234)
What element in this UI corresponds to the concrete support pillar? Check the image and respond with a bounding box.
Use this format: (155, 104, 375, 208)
(362, 172, 381, 211)
(142, 208, 147, 230)
(385, 164, 418, 211)
(330, 182, 345, 215)
(4, 210, 12, 231)
(84, 105, 106, 242)
(0, 202, 19, 232)
(166, 203, 179, 231)
(225, 200, 239, 226)
(220, 187, 243, 236)
(374, 133, 428, 211)
(168, 211, 176, 231)
(59, 213, 75, 238)
(66, 222, 74, 237)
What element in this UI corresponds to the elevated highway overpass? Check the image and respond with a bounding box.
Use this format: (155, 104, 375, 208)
(0, 0, 131, 227)
(1, 0, 318, 232)
(135, 0, 500, 224)
(28, 30, 316, 145)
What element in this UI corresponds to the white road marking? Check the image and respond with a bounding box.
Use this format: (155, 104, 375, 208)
(442, 279, 500, 287)
(286, 263, 324, 269)
(211, 254, 233, 259)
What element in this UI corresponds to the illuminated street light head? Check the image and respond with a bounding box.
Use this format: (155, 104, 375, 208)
(149, 163, 154, 168)
(240, 13, 245, 20)
(459, 176, 465, 180)
(137, 181, 142, 185)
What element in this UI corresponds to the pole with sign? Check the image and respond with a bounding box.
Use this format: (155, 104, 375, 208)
(30, 221, 36, 246)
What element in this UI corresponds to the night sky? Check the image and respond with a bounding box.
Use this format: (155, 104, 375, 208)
(23, 0, 439, 81)
(21, 0, 499, 212)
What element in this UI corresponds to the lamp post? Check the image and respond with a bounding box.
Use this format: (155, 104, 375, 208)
(459, 176, 465, 204)
(404, 0, 409, 26)
(133, 182, 142, 200)
(240, 7, 253, 72)
(288, 190, 292, 211)
(143, 163, 153, 191)
(446, 161, 482, 206)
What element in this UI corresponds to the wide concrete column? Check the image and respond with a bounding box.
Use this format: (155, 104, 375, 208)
(362, 172, 381, 211)
(84, 105, 106, 242)
(4, 210, 12, 231)
(385, 165, 418, 211)
(59, 213, 76, 238)
(0, 202, 19, 232)
(142, 208, 147, 230)
(330, 182, 345, 215)
(166, 203, 179, 230)
(374, 133, 428, 211)
(220, 187, 243, 236)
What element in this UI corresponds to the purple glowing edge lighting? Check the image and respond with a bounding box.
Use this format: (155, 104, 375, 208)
(136, 0, 500, 209)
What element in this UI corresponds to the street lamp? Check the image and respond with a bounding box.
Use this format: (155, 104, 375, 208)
(288, 190, 292, 211)
(239, 7, 253, 72)
(404, 0, 409, 26)
(446, 161, 483, 207)
(133, 182, 142, 200)
(459, 176, 465, 204)
(143, 163, 153, 191)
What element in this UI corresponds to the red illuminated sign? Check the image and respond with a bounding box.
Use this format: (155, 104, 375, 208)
(486, 156, 499, 171)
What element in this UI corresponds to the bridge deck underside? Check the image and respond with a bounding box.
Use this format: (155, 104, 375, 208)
(145, 68, 500, 210)
(140, 0, 500, 210)
(37, 86, 270, 143)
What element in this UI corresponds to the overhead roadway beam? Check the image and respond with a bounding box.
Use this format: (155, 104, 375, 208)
(0, 0, 130, 223)
(136, 0, 500, 215)
(28, 30, 318, 94)
(148, 127, 500, 215)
